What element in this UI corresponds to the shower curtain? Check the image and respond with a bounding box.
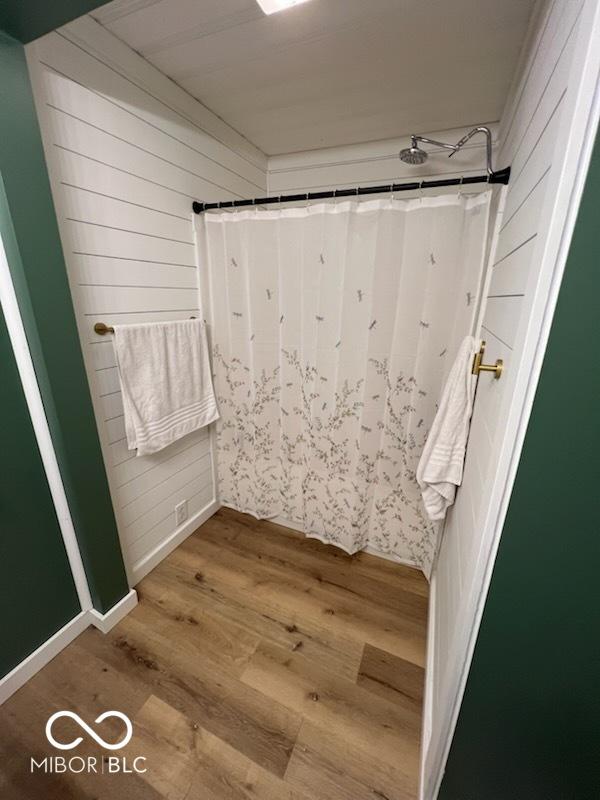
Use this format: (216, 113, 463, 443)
(195, 194, 491, 574)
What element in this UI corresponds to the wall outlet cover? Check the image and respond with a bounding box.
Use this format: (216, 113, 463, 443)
(175, 500, 188, 526)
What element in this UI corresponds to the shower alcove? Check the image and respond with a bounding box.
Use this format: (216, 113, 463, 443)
(4, 1, 597, 798)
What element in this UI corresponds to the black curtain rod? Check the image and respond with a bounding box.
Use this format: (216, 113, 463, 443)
(192, 166, 510, 214)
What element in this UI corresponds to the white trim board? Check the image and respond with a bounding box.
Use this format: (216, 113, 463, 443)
(88, 588, 138, 634)
(420, 568, 437, 792)
(0, 231, 92, 613)
(0, 611, 89, 705)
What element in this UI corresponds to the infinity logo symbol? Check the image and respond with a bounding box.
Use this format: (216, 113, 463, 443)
(45, 711, 133, 751)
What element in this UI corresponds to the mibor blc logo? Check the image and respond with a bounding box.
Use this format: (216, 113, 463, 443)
(46, 711, 133, 750)
(30, 710, 147, 775)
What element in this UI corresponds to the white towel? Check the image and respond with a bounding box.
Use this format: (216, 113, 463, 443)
(417, 336, 478, 521)
(113, 319, 219, 456)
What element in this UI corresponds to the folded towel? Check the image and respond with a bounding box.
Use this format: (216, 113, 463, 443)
(113, 319, 219, 456)
(417, 336, 478, 521)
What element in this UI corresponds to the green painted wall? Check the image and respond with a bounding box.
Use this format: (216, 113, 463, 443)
(0, 291, 80, 677)
(0, 31, 129, 613)
(439, 133, 600, 798)
(0, 0, 108, 43)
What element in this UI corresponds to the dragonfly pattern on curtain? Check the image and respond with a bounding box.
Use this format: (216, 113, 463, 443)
(196, 195, 491, 575)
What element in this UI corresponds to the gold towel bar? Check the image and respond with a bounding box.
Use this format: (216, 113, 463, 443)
(472, 340, 503, 380)
(94, 317, 197, 335)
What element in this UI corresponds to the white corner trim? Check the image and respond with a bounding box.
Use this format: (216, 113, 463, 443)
(130, 497, 220, 585)
(0, 611, 89, 705)
(419, 570, 437, 799)
(88, 589, 138, 634)
(0, 233, 92, 613)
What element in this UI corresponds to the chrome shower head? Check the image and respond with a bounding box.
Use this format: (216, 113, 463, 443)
(399, 127, 495, 174)
(399, 136, 428, 165)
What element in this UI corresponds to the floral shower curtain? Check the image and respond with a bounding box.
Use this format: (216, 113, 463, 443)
(195, 194, 491, 574)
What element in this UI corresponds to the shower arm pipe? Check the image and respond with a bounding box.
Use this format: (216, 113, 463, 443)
(410, 134, 461, 153)
(447, 126, 495, 175)
(192, 164, 510, 214)
(413, 126, 495, 175)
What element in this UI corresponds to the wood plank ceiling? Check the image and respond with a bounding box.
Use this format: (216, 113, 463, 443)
(91, 0, 535, 155)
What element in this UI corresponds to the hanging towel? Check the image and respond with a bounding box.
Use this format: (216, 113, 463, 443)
(113, 319, 219, 456)
(417, 336, 478, 521)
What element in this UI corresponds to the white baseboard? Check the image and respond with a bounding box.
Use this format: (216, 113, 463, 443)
(88, 588, 138, 634)
(130, 498, 220, 585)
(419, 570, 437, 799)
(0, 611, 89, 705)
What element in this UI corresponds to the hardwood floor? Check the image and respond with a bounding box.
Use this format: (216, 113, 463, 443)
(0, 508, 428, 799)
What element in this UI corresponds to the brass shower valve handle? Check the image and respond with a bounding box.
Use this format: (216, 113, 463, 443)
(472, 341, 503, 380)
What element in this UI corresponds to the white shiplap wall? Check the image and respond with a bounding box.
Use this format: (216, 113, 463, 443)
(26, 15, 268, 584)
(424, 0, 600, 796)
(268, 124, 500, 195)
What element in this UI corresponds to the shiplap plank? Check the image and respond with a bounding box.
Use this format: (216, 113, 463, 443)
(61, 184, 192, 242)
(75, 254, 197, 290)
(97, 388, 125, 421)
(495, 169, 548, 260)
(55, 146, 192, 218)
(106, 415, 126, 445)
(79, 285, 198, 315)
(488, 236, 537, 297)
(95, 366, 121, 398)
(113, 429, 208, 487)
(119, 438, 212, 507)
(66, 220, 196, 265)
(481, 297, 522, 350)
(87, 339, 116, 371)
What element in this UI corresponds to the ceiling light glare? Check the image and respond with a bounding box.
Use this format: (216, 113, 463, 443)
(256, 0, 312, 15)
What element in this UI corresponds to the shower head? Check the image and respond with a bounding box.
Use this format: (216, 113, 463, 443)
(399, 126, 495, 174)
(399, 136, 428, 165)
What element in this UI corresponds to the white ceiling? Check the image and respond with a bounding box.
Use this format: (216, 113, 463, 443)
(91, 0, 535, 156)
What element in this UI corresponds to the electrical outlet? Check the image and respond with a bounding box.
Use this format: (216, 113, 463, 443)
(175, 500, 188, 526)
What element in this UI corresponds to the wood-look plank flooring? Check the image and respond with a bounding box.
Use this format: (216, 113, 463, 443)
(0, 508, 428, 799)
